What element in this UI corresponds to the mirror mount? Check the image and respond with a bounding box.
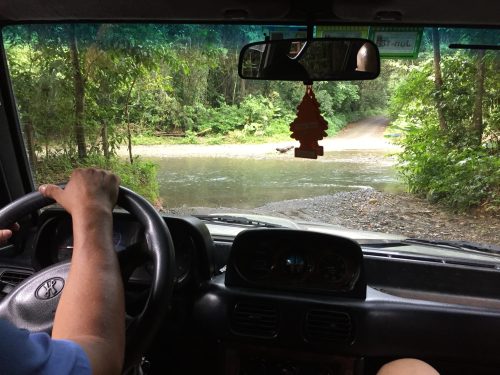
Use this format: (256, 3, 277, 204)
(304, 23, 314, 85)
(306, 23, 314, 41)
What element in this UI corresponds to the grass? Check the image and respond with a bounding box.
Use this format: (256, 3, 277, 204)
(132, 132, 293, 146)
(130, 110, 392, 147)
(35, 154, 161, 206)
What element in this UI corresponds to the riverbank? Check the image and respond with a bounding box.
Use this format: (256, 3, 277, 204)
(118, 116, 401, 159)
(164, 189, 500, 247)
(123, 117, 498, 246)
(255, 189, 500, 246)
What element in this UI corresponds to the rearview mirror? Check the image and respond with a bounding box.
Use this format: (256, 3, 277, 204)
(238, 38, 380, 82)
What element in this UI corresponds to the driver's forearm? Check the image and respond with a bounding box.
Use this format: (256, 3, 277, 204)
(52, 208, 125, 375)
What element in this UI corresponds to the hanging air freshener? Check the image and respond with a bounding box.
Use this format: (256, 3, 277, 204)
(290, 85, 328, 159)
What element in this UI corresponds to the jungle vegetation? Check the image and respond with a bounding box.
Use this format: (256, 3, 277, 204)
(3, 25, 498, 211)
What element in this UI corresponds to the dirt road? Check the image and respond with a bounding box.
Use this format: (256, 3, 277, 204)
(118, 116, 399, 158)
(323, 116, 399, 151)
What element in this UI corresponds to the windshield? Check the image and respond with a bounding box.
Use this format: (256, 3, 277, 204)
(2, 24, 499, 249)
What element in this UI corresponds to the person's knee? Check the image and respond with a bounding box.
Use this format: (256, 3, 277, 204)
(377, 358, 439, 375)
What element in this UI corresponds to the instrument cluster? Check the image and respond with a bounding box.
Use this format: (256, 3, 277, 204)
(33, 211, 210, 288)
(226, 229, 365, 297)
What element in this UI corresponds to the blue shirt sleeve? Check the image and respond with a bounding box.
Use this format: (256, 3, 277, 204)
(0, 319, 91, 375)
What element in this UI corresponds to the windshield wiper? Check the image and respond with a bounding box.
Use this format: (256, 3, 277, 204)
(449, 43, 500, 51)
(403, 238, 500, 255)
(195, 215, 283, 228)
(359, 238, 500, 256)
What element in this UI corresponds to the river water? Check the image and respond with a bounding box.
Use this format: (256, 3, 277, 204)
(149, 150, 405, 209)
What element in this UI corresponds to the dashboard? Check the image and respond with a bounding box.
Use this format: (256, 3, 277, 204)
(2, 210, 500, 374)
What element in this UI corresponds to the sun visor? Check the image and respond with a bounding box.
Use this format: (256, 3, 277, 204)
(332, 0, 500, 26)
(0, 0, 290, 22)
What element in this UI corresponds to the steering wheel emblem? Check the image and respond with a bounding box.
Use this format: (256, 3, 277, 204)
(35, 277, 65, 300)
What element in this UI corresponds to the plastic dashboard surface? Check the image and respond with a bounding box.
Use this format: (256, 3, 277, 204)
(225, 229, 366, 299)
(193, 239, 500, 374)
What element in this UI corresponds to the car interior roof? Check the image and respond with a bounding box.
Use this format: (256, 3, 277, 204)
(0, 0, 498, 26)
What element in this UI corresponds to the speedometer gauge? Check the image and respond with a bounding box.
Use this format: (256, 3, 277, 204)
(57, 235, 74, 262)
(283, 251, 313, 278)
(55, 230, 125, 262)
(42, 216, 143, 265)
(173, 234, 195, 285)
(321, 253, 347, 283)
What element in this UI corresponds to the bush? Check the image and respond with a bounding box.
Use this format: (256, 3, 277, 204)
(35, 154, 161, 205)
(179, 130, 199, 144)
(397, 123, 499, 213)
(181, 93, 297, 138)
(389, 51, 499, 213)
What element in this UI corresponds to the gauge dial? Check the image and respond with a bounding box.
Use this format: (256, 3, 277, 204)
(321, 253, 347, 283)
(57, 236, 74, 262)
(283, 252, 313, 276)
(174, 234, 195, 285)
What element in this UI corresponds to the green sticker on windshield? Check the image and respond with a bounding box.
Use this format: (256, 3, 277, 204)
(265, 26, 307, 40)
(369, 27, 423, 59)
(315, 26, 370, 39)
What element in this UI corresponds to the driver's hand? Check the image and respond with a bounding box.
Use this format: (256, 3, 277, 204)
(0, 223, 20, 245)
(0, 229, 12, 244)
(39, 168, 120, 216)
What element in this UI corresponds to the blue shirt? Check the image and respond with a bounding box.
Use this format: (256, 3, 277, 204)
(0, 319, 91, 375)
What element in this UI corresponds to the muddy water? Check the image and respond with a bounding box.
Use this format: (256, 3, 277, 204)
(150, 150, 405, 208)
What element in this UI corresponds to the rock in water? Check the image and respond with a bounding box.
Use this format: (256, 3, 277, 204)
(276, 146, 294, 154)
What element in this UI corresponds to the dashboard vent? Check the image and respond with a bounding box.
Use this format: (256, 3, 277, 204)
(231, 303, 278, 338)
(305, 310, 352, 343)
(0, 270, 32, 286)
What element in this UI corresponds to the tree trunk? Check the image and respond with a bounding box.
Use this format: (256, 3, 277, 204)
(101, 123, 110, 160)
(472, 49, 486, 146)
(232, 80, 237, 105)
(432, 28, 447, 132)
(24, 121, 36, 170)
(240, 77, 246, 99)
(69, 25, 87, 160)
(232, 50, 238, 104)
(124, 75, 138, 164)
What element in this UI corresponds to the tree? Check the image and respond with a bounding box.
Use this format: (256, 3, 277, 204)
(389, 41, 498, 211)
(432, 28, 447, 131)
(472, 49, 486, 145)
(68, 25, 87, 159)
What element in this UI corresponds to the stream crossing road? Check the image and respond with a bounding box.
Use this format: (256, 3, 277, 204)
(120, 116, 399, 159)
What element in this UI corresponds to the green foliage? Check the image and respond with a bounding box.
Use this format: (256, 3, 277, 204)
(114, 159, 160, 204)
(179, 130, 199, 144)
(5, 23, 394, 163)
(131, 134, 177, 145)
(4, 24, 498, 217)
(391, 50, 499, 212)
(168, 93, 296, 138)
(35, 155, 160, 204)
(397, 125, 499, 211)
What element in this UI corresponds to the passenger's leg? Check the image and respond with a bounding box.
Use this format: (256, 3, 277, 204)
(377, 358, 439, 375)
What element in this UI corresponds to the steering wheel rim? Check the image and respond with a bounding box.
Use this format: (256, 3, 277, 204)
(0, 186, 175, 370)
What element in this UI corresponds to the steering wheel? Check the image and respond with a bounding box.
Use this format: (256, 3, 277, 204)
(0, 186, 175, 371)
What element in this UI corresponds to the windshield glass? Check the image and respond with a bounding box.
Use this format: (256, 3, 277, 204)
(2, 24, 499, 249)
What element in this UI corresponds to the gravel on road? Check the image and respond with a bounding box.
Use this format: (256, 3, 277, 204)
(165, 189, 500, 247)
(253, 189, 500, 246)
